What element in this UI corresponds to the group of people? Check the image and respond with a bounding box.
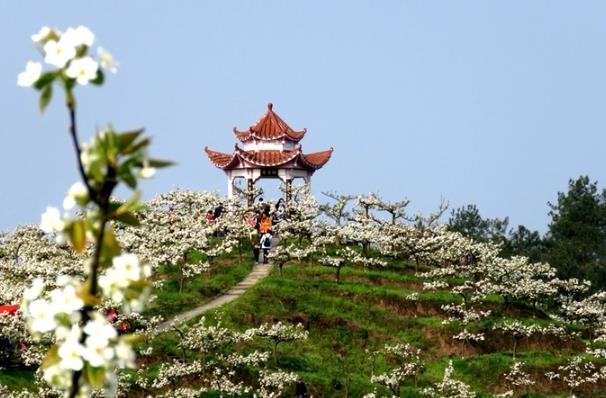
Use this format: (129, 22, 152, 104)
(202, 197, 289, 264)
(250, 200, 273, 264)
(205, 202, 224, 223)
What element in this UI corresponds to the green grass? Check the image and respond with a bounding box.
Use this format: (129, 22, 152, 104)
(144, 250, 254, 319)
(0, 368, 36, 391)
(192, 262, 606, 397)
(5, 249, 606, 397)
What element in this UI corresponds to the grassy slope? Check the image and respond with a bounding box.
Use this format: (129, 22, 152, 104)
(145, 250, 254, 319)
(4, 250, 606, 397)
(204, 261, 606, 398)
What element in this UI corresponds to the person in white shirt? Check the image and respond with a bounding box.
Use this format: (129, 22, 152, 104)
(260, 229, 273, 264)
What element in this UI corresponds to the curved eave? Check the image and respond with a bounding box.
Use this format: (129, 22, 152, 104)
(204, 146, 238, 169)
(232, 127, 306, 142)
(235, 146, 302, 167)
(300, 147, 334, 170)
(233, 128, 253, 142)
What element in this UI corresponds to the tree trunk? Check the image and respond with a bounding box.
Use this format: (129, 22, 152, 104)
(273, 341, 278, 366)
(179, 270, 184, 294)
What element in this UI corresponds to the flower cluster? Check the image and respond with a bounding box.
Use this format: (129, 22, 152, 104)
(369, 342, 424, 396)
(14, 25, 171, 396)
(18, 26, 117, 112)
(421, 360, 475, 398)
(503, 361, 535, 389)
(143, 317, 301, 397)
(21, 276, 136, 392)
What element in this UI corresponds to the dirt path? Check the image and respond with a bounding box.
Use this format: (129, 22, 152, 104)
(157, 251, 274, 333)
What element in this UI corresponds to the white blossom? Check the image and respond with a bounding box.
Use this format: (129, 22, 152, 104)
(43, 39, 76, 68)
(65, 56, 99, 85)
(97, 47, 118, 73)
(40, 206, 65, 233)
(17, 61, 42, 87)
(58, 336, 85, 371)
(62, 26, 95, 47)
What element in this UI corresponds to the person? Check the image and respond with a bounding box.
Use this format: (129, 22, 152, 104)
(274, 198, 285, 224)
(213, 202, 224, 219)
(252, 210, 261, 263)
(259, 205, 272, 234)
(260, 229, 272, 264)
(295, 379, 308, 398)
(206, 210, 215, 223)
(0, 305, 20, 364)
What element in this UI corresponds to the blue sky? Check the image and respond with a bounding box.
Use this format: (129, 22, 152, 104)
(1, 1, 605, 232)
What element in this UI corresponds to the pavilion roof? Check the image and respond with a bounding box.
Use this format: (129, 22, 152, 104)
(233, 103, 307, 142)
(204, 145, 333, 171)
(300, 148, 334, 169)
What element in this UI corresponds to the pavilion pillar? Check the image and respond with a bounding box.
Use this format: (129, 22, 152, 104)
(227, 175, 234, 199)
(304, 174, 311, 190)
(247, 178, 254, 208)
(285, 179, 293, 203)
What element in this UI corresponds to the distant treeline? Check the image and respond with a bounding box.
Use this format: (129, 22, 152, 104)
(448, 176, 606, 291)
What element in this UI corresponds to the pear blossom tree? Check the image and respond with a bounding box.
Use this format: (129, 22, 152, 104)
(254, 321, 309, 366)
(503, 361, 535, 395)
(320, 191, 354, 227)
(420, 360, 475, 398)
(119, 190, 236, 293)
(219, 199, 255, 262)
(145, 317, 300, 397)
(17, 25, 171, 397)
(375, 197, 411, 225)
(369, 342, 424, 395)
(544, 356, 606, 395)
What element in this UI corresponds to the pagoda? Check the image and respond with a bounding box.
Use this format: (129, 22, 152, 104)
(205, 103, 333, 206)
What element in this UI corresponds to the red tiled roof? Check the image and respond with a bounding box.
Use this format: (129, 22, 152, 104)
(233, 103, 307, 142)
(205, 145, 333, 171)
(236, 147, 301, 167)
(204, 147, 236, 168)
(300, 148, 333, 169)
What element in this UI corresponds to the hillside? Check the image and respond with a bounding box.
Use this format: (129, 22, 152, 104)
(187, 258, 606, 397)
(3, 189, 606, 397)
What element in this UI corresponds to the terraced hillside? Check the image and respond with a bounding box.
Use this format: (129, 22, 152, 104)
(194, 259, 604, 397)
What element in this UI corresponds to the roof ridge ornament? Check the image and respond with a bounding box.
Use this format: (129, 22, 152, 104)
(267, 102, 273, 111)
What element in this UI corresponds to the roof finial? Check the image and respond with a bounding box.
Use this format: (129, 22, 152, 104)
(267, 102, 273, 111)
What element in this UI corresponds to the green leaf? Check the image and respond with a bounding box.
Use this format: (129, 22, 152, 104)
(75, 45, 88, 58)
(33, 71, 56, 90)
(118, 129, 145, 152)
(120, 171, 138, 189)
(148, 159, 175, 168)
(91, 68, 104, 86)
(121, 333, 146, 345)
(114, 192, 142, 216)
(39, 84, 53, 113)
(41, 345, 59, 369)
(114, 211, 140, 227)
(76, 281, 101, 306)
(85, 364, 106, 387)
(128, 280, 151, 289)
(122, 137, 151, 155)
(68, 220, 87, 253)
(100, 227, 121, 265)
